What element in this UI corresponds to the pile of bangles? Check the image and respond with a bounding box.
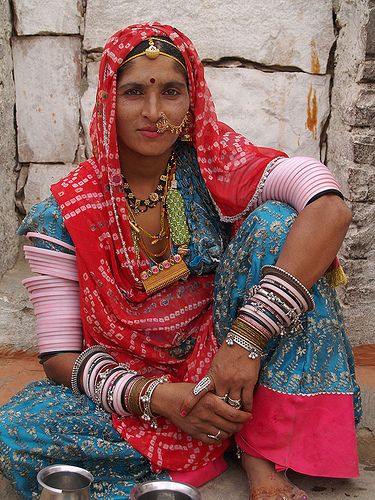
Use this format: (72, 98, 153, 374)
(71, 346, 168, 428)
(226, 265, 315, 359)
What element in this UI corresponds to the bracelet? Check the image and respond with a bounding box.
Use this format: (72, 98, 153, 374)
(231, 319, 268, 349)
(70, 345, 106, 397)
(121, 375, 143, 415)
(83, 356, 114, 398)
(106, 369, 133, 413)
(261, 265, 315, 310)
(127, 377, 149, 416)
(235, 316, 270, 348)
(87, 357, 116, 398)
(93, 366, 117, 409)
(225, 331, 262, 359)
(139, 376, 168, 428)
(261, 275, 305, 310)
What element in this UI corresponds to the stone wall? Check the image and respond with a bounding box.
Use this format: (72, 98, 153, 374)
(0, 0, 18, 278)
(0, 0, 374, 348)
(327, 0, 375, 344)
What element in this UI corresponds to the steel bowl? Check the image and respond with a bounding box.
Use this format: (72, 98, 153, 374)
(130, 480, 202, 500)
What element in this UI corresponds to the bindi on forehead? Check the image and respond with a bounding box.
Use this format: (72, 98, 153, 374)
(150, 78, 156, 84)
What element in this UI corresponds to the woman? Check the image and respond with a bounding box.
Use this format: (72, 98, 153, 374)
(0, 22, 360, 500)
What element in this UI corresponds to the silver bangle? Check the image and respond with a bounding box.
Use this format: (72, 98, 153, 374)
(225, 332, 262, 359)
(140, 376, 168, 428)
(70, 345, 107, 397)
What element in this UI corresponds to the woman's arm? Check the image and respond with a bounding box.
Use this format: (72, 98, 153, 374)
(275, 194, 351, 287)
(43, 353, 80, 387)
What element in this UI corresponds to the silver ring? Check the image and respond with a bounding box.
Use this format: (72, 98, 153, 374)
(193, 375, 213, 396)
(227, 397, 242, 409)
(216, 393, 228, 402)
(207, 429, 221, 441)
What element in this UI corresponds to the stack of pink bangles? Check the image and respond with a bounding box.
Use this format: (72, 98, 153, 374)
(22, 233, 82, 354)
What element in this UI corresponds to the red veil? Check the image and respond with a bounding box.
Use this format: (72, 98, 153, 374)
(51, 22, 285, 472)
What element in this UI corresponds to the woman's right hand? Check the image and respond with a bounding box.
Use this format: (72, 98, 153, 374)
(151, 382, 251, 443)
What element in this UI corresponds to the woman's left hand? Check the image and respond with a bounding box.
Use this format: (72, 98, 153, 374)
(181, 342, 260, 416)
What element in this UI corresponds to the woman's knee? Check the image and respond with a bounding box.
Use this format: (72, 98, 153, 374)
(235, 201, 297, 242)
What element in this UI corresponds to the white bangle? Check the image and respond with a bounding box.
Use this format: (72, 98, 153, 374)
(70, 345, 106, 397)
(140, 376, 168, 428)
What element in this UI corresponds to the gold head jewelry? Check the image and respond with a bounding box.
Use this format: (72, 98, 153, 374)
(156, 111, 192, 135)
(145, 39, 160, 59)
(120, 38, 186, 70)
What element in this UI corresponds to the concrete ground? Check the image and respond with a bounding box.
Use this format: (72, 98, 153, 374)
(0, 346, 374, 499)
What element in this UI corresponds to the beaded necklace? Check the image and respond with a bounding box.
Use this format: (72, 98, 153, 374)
(121, 159, 170, 215)
(110, 152, 191, 294)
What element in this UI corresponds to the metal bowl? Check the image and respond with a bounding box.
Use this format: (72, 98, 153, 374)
(130, 480, 202, 500)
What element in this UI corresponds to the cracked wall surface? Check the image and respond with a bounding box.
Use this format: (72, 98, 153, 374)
(328, 0, 375, 344)
(0, 0, 18, 278)
(0, 0, 374, 347)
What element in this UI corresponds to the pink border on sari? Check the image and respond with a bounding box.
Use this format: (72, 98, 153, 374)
(236, 385, 359, 478)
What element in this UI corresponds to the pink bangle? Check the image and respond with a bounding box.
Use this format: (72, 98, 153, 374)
(81, 353, 106, 396)
(263, 275, 309, 311)
(242, 304, 279, 335)
(259, 157, 342, 212)
(26, 231, 76, 253)
(251, 293, 291, 325)
(88, 359, 116, 399)
(238, 313, 273, 340)
(260, 282, 301, 311)
(113, 373, 140, 415)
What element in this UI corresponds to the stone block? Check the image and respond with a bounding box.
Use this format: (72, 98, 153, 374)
(23, 164, 75, 213)
(0, 0, 19, 277)
(347, 166, 375, 202)
(343, 225, 374, 260)
(205, 67, 330, 158)
(12, 36, 81, 163)
(357, 60, 375, 82)
(83, 0, 334, 74)
(0, 257, 36, 352)
(351, 202, 375, 229)
(352, 88, 375, 126)
(341, 204, 375, 260)
(13, 0, 80, 35)
(352, 133, 375, 165)
(365, 5, 375, 56)
(341, 257, 375, 307)
(81, 61, 100, 158)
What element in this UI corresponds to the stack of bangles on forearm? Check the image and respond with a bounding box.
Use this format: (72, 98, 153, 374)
(226, 265, 315, 359)
(71, 345, 168, 428)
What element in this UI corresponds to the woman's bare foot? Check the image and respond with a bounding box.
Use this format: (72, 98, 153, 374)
(241, 453, 308, 500)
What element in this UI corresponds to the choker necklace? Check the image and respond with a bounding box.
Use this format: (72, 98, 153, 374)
(122, 155, 173, 215)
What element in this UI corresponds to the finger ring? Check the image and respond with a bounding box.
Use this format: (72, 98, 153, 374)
(227, 397, 242, 409)
(216, 393, 228, 402)
(207, 429, 221, 440)
(193, 375, 213, 396)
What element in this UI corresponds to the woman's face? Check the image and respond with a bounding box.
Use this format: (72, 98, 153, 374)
(116, 55, 190, 159)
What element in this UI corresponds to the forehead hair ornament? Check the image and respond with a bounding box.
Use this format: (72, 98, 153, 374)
(120, 37, 187, 71)
(145, 38, 160, 59)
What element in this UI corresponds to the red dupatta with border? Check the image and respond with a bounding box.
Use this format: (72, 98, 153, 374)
(51, 22, 286, 472)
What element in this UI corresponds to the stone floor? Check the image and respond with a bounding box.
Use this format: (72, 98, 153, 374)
(0, 345, 374, 499)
